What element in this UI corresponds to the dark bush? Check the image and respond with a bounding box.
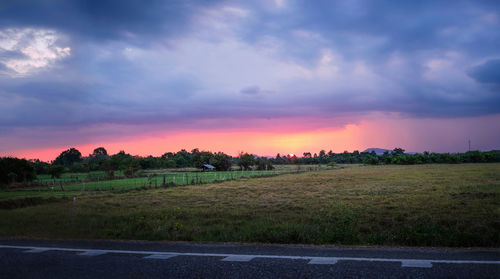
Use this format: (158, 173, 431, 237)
(0, 157, 36, 185)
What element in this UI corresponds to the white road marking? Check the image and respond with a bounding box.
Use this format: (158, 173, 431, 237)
(401, 260, 433, 268)
(308, 257, 339, 265)
(221, 255, 255, 262)
(78, 250, 108, 256)
(1, 244, 499, 268)
(144, 254, 178, 260)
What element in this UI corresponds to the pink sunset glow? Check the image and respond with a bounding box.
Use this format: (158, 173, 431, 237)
(5, 114, 499, 161)
(1, 1, 500, 159)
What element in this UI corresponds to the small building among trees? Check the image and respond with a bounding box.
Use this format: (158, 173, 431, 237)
(202, 164, 216, 171)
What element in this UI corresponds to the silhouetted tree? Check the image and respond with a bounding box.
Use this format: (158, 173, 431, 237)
(210, 152, 232, 171)
(238, 152, 255, 170)
(48, 165, 65, 179)
(255, 157, 274, 170)
(192, 151, 213, 169)
(53, 148, 82, 167)
(0, 157, 36, 185)
(92, 147, 108, 157)
(392, 148, 405, 156)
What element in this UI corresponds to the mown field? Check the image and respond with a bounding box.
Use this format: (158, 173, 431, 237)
(0, 164, 498, 247)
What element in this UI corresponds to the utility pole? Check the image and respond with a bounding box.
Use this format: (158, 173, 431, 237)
(468, 139, 471, 152)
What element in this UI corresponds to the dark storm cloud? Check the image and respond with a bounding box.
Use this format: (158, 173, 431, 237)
(468, 59, 500, 84)
(235, 0, 500, 64)
(0, 0, 500, 140)
(0, 0, 224, 44)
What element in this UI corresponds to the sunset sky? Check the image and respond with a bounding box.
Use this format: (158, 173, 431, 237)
(1, 0, 499, 161)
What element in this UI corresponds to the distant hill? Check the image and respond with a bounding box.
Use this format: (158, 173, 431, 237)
(363, 148, 392, 155)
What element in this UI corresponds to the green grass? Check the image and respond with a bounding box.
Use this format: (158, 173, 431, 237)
(34, 170, 125, 183)
(1, 163, 498, 247)
(33, 164, 324, 184)
(32, 164, 327, 185)
(1, 170, 287, 200)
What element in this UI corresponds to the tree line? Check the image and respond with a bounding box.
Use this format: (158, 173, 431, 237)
(0, 147, 273, 186)
(1, 147, 499, 186)
(270, 148, 500, 165)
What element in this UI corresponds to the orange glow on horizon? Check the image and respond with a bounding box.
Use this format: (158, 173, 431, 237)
(7, 125, 366, 161)
(4, 114, 500, 161)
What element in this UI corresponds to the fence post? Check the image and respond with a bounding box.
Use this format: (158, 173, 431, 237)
(72, 196, 76, 229)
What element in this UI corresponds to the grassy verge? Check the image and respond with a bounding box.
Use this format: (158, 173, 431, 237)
(0, 164, 498, 247)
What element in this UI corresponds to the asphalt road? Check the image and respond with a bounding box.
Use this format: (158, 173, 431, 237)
(0, 238, 499, 278)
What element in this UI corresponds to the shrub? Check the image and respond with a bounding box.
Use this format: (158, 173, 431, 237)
(0, 157, 36, 185)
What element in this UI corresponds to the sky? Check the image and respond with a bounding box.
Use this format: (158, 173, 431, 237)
(0, 0, 499, 161)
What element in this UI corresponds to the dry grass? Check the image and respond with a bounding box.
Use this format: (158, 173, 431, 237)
(0, 164, 498, 247)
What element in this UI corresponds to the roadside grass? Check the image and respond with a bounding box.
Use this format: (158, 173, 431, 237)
(0, 164, 498, 247)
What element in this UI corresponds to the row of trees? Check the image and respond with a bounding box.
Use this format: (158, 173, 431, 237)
(269, 148, 500, 165)
(29, 147, 273, 179)
(370, 149, 500, 165)
(2, 147, 499, 186)
(31, 147, 500, 174)
(0, 157, 36, 186)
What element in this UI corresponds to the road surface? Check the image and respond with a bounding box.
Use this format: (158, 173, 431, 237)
(0, 238, 498, 278)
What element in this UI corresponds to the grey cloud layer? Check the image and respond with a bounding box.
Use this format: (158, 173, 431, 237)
(0, 0, 218, 43)
(1, 0, 499, 135)
(468, 59, 500, 84)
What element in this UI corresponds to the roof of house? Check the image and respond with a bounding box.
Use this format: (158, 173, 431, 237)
(203, 164, 215, 169)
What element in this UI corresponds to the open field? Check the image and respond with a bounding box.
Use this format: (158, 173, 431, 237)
(0, 164, 499, 247)
(0, 168, 317, 200)
(31, 164, 325, 185)
(34, 170, 126, 183)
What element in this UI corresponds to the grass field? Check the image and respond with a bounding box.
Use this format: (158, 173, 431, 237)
(0, 164, 498, 247)
(34, 170, 126, 183)
(0, 169, 306, 200)
(32, 164, 324, 184)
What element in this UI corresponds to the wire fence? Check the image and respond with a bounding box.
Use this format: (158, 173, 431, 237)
(2, 166, 326, 200)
